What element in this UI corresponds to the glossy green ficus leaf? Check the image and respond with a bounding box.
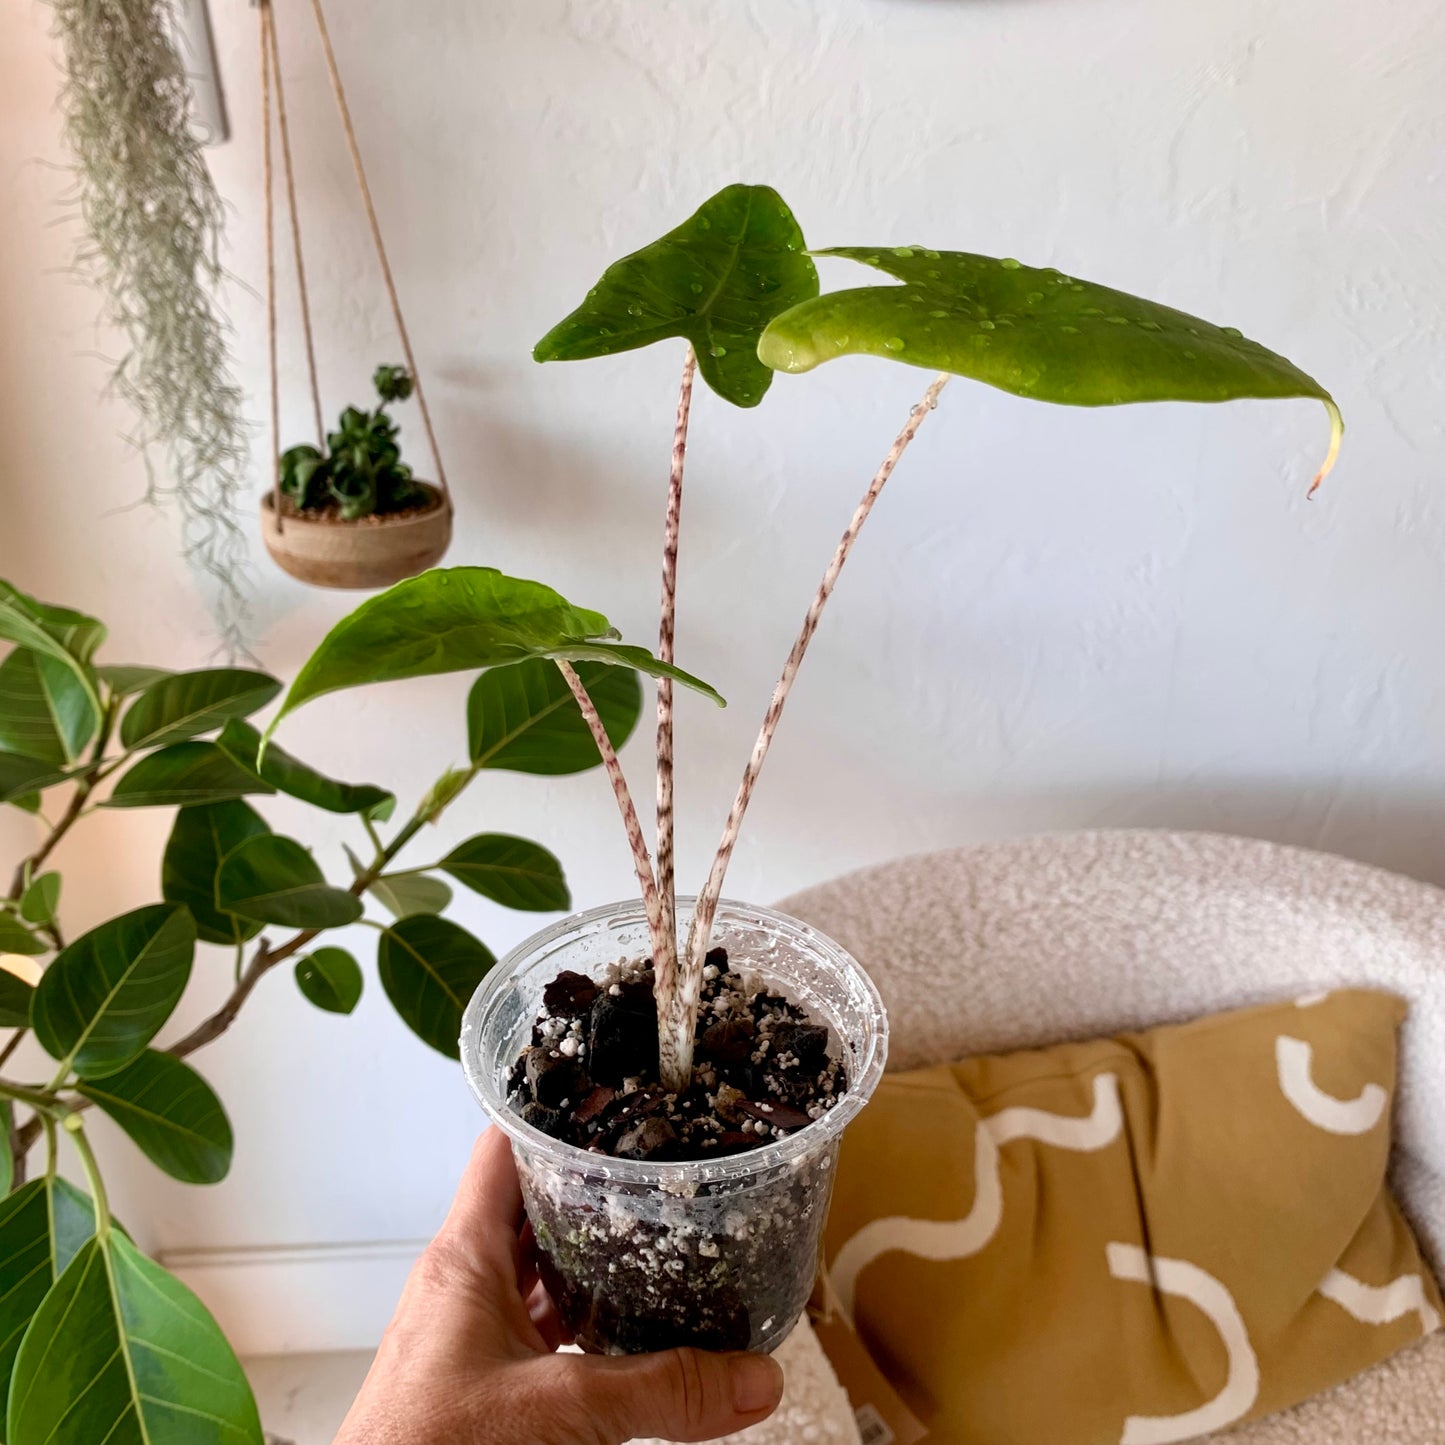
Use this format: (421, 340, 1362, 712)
(0, 582, 104, 722)
(6, 1231, 263, 1445)
(97, 663, 173, 696)
(467, 657, 641, 773)
(534, 183, 818, 407)
(120, 667, 281, 750)
(19, 872, 61, 928)
(760, 247, 1343, 486)
(368, 872, 453, 919)
(32, 904, 196, 1079)
(0, 649, 99, 764)
(77, 1050, 234, 1184)
(0, 916, 46, 961)
(218, 718, 395, 818)
(439, 834, 570, 912)
(161, 800, 271, 946)
(103, 740, 277, 809)
(216, 834, 363, 929)
(378, 915, 496, 1059)
(295, 947, 364, 1014)
(0, 751, 73, 806)
(268, 567, 722, 737)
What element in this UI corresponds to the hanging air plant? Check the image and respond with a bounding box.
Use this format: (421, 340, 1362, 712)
(49, 0, 250, 644)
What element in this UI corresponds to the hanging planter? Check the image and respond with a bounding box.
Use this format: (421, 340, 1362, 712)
(257, 0, 453, 590)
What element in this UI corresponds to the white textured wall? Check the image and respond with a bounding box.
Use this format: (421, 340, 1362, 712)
(3, 0, 1444, 1267)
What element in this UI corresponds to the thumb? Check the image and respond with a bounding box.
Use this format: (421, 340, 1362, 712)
(555, 1346, 784, 1444)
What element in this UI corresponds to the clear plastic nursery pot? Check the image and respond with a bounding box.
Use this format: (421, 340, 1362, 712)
(460, 897, 888, 1355)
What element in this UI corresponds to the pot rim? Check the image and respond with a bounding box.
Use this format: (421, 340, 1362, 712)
(258, 482, 449, 529)
(459, 895, 889, 1188)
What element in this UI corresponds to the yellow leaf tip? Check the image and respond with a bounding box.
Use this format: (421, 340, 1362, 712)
(1308, 400, 1344, 499)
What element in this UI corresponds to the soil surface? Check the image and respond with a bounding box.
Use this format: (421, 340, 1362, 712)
(507, 949, 847, 1162)
(272, 492, 442, 525)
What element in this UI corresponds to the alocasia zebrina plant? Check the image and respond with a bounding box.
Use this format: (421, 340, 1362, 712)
(266, 182, 1341, 1096)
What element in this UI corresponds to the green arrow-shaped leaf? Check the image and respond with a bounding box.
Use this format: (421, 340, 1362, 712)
(268, 567, 722, 737)
(534, 183, 819, 407)
(162, 801, 271, 946)
(120, 668, 281, 750)
(295, 947, 364, 1015)
(378, 915, 496, 1059)
(7, 1231, 263, 1445)
(218, 718, 394, 818)
(0, 751, 73, 807)
(0, 649, 98, 764)
(32, 904, 196, 1079)
(468, 656, 642, 773)
(367, 872, 453, 919)
(760, 247, 1343, 483)
(103, 740, 277, 809)
(77, 1050, 234, 1184)
(217, 834, 363, 929)
(0, 1177, 97, 1407)
(438, 834, 570, 912)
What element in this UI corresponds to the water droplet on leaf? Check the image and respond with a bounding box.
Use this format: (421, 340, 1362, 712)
(1026, 291, 1045, 304)
(929, 309, 948, 318)
(626, 304, 644, 316)
(709, 344, 728, 357)
(689, 282, 704, 294)
(978, 319, 997, 330)
(1000, 257, 1022, 269)
(1060, 325, 1080, 334)
(884, 336, 906, 351)
(1221, 326, 1243, 338)
(892, 247, 915, 258)
(1106, 316, 1129, 325)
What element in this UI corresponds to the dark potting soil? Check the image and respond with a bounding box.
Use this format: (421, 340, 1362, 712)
(506, 948, 848, 1162)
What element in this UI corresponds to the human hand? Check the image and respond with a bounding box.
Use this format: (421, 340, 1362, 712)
(334, 1128, 785, 1445)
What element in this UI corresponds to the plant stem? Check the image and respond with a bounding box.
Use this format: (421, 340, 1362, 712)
(0, 1030, 25, 1070)
(0, 1078, 61, 1112)
(684, 373, 951, 985)
(64, 1116, 111, 1236)
(654, 345, 696, 1080)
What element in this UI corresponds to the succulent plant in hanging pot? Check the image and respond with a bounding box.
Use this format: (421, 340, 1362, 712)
(260, 365, 452, 590)
(264, 182, 1341, 1356)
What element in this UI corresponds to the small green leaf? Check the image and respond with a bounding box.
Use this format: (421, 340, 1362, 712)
(8, 791, 41, 814)
(32, 905, 196, 1079)
(0, 751, 72, 806)
(0, 1177, 98, 1406)
(0, 583, 104, 722)
(0, 650, 98, 764)
(439, 834, 570, 912)
(378, 915, 496, 1059)
(468, 656, 642, 773)
(417, 765, 472, 825)
(97, 664, 173, 696)
(367, 872, 453, 918)
(534, 183, 819, 407)
(216, 835, 363, 928)
(0, 917, 45, 961)
(295, 947, 364, 1014)
(19, 872, 60, 927)
(760, 247, 1342, 484)
(120, 667, 282, 750)
(268, 567, 723, 737)
(7, 1232, 263, 1445)
(161, 801, 272, 946)
(77, 1050, 233, 1184)
(103, 740, 277, 809)
(218, 718, 395, 817)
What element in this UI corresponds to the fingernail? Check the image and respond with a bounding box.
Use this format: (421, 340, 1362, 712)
(729, 1353, 783, 1414)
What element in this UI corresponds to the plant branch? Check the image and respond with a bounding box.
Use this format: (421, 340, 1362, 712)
(685, 373, 951, 980)
(0, 1030, 25, 1070)
(654, 345, 696, 1063)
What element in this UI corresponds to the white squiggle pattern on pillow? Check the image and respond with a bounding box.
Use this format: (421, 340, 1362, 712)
(1106, 1243, 1260, 1445)
(830, 1073, 1123, 1319)
(1276, 1036, 1388, 1135)
(1319, 1266, 1442, 1336)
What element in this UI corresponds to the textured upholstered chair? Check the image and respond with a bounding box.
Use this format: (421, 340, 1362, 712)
(644, 830, 1445, 1444)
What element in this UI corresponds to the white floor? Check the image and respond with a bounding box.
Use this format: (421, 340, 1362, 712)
(246, 1351, 374, 1445)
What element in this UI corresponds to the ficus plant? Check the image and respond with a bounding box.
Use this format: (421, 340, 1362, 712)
(271, 182, 1340, 1098)
(0, 576, 656, 1443)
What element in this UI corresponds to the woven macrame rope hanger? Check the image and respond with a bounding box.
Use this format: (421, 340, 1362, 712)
(257, 0, 451, 535)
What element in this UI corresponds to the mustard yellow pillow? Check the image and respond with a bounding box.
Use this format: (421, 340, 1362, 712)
(822, 988, 1442, 1445)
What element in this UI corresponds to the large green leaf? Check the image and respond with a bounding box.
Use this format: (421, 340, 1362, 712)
(97, 664, 173, 697)
(216, 835, 363, 929)
(0, 649, 98, 763)
(438, 834, 570, 912)
(103, 740, 277, 809)
(0, 1177, 97, 1408)
(378, 915, 496, 1059)
(78, 1051, 233, 1185)
(534, 183, 819, 407)
(367, 872, 453, 918)
(0, 583, 104, 721)
(32, 905, 196, 1080)
(468, 656, 642, 773)
(295, 947, 364, 1015)
(218, 718, 394, 818)
(6, 1230, 263, 1445)
(161, 800, 271, 946)
(120, 668, 281, 750)
(268, 567, 723, 736)
(0, 916, 46, 960)
(0, 751, 72, 806)
(760, 247, 1343, 480)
